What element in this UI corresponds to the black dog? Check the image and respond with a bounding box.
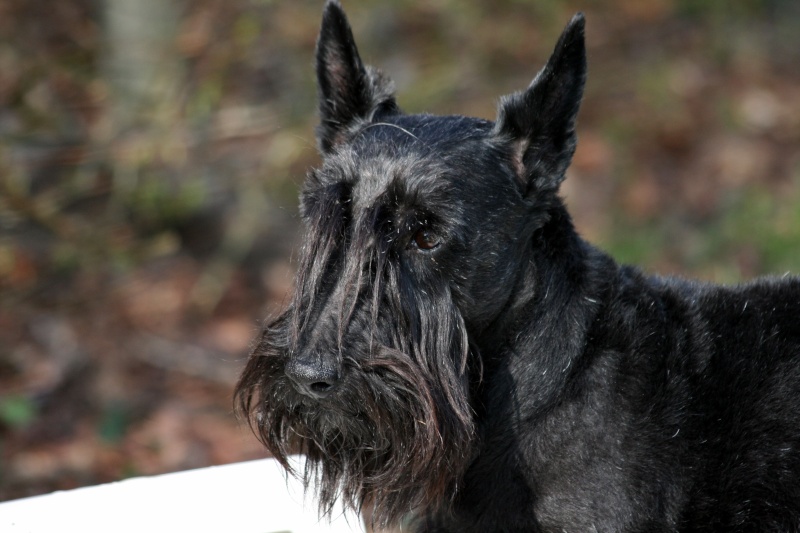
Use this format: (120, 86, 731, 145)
(236, 2, 800, 531)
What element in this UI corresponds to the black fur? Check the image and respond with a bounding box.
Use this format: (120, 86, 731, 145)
(235, 2, 800, 531)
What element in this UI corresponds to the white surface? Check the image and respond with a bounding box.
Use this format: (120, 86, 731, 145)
(0, 456, 365, 533)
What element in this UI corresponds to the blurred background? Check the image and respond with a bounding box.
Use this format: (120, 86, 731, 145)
(1, 0, 799, 502)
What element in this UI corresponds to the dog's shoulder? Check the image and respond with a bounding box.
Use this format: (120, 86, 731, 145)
(627, 268, 800, 328)
(670, 274, 800, 341)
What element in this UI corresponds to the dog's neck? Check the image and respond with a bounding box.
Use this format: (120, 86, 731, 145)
(486, 203, 608, 328)
(475, 201, 618, 408)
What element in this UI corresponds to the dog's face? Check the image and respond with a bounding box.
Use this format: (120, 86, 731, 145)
(236, 0, 586, 525)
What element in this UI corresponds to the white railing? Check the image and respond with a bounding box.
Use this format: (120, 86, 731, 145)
(0, 456, 365, 533)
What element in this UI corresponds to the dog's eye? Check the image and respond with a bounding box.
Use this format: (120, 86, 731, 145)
(412, 228, 441, 250)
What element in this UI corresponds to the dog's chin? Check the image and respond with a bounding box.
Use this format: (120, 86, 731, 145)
(237, 348, 475, 527)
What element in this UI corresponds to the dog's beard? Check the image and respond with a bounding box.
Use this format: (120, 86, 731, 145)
(235, 313, 476, 527)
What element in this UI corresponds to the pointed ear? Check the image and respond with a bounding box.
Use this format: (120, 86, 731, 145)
(494, 13, 586, 193)
(315, 0, 399, 154)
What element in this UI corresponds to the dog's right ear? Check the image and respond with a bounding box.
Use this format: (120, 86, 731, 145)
(315, 0, 399, 154)
(493, 13, 586, 195)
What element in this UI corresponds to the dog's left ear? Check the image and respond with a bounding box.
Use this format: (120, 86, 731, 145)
(315, 0, 399, 154)
(494, 13, 586, 194)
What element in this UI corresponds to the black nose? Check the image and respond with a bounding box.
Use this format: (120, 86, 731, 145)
(285, 354, 340, 399)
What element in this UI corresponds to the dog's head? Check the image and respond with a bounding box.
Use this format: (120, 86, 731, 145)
(235, 0, 586, 525)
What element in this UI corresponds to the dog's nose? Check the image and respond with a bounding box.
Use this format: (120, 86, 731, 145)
(285, 355, 340, 399)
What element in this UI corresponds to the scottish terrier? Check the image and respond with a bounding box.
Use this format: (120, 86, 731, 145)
(235, 1, 800, 531)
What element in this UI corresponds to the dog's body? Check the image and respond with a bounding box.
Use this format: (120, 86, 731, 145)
(236, 2, 800, 531)
(431, 265, 800, 532)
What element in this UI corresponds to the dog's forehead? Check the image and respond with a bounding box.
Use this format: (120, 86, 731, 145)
(325, 114, 496, 208)
(346, 153, 441, 209)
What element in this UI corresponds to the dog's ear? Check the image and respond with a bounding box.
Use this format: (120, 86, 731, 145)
(315, 0, 399, 154)
(494, 13, 586, 194)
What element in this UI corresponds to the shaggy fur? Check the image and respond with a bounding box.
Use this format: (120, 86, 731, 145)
(235, 2, 800, 531)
